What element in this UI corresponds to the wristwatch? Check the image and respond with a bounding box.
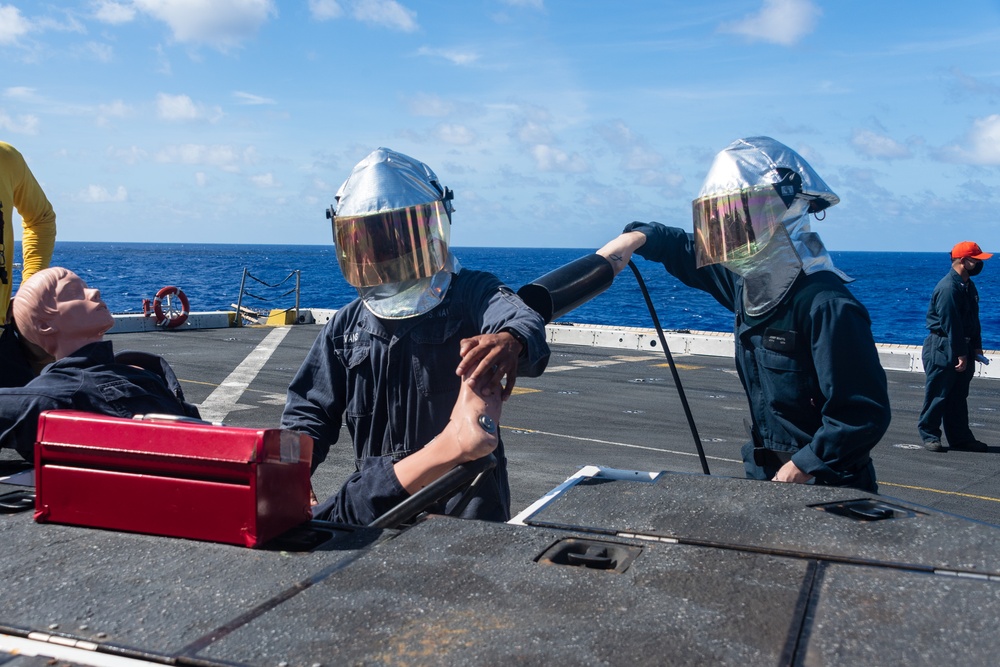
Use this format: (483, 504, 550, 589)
(501, 328, 527, 354)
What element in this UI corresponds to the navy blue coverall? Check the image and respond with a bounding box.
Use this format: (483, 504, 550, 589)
(0, 340, 199, 461)
(281, 268, 550, 526)
(917, 269, 982, 446)
(625, 222, 890, 492)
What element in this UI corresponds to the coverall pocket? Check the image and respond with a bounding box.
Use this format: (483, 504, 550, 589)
(755, 347, 815, 418)
(410, 317, 464, 397)
(342, 342, 374, 418)
(97, 379, 163, 418)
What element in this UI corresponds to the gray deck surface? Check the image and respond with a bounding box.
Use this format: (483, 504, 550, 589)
(104, 323, 1000, 527)
(3, 324, 1000, 666)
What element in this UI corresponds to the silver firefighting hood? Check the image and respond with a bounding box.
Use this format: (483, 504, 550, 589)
(332, 147, 459, 319)
(693, 136, 850, 316)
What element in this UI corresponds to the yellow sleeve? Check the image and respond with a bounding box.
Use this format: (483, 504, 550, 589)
(5, 144, 57, 281)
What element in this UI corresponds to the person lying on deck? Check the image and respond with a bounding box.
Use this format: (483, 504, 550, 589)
(0, 267, 199, 461)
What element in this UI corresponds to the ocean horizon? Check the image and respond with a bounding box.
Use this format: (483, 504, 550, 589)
(12, 241, 1000, 351)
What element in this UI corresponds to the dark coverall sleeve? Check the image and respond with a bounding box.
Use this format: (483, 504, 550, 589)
(623, 221, 740, 312)
(788, 294, 891, 485)
(931, 277, 969, 361)
(0, 388, 66, 461)
(460, 270, 550, 377)
(280, 323, 346, 473)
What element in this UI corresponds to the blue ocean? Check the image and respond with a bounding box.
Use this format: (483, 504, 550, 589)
(13, 242, 1000, 350)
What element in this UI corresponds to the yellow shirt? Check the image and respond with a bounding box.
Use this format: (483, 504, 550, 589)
(0, 142, 57, 309)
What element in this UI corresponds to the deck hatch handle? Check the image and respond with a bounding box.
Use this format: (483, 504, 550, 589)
(809, 498, 920, 522)
(536, 537, 642, 573)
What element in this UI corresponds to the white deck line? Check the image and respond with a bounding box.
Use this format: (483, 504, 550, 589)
(196, 326, 292, 423)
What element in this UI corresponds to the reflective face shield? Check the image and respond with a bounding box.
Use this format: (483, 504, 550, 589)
(692, 185, 802, 269)
(333, 199, 451, 288)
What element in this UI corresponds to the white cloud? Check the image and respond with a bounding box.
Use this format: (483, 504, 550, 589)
(719, 0, 820, 46)
(415, 46, 479, 66)
(595, 120, 665, 171)
(156, 93, 223, 122)
(233, 91, 276, 105)
(157, 93, 199, 120)
(938, 114, 1000, 165)
(81, 41, 115, 62)
(96, 99, 131, 126)
(107, 145, 149, 164)
(0, 109, 39, 134)
(133, 0, 277, 50)
(851, 129, 912, 160)
(531, 144, 589, 173)
(433, 123, 476, 145)
(79, 185, 128, 203)
(92, 0, 136, 24)
(352, 0, 417, 32)
(308, 0, 415, 30)
(308, 0, 342, 20)
(0, 5, 31, 45)
(513, 120, 553, 145)
(155, 143, 256, 171)
(4, 86, 38, 101)
(195, 172, 208, 186)
(501, 0, 544, 8)
(407, 93, 454, 117)
(250, 172, 279, 187)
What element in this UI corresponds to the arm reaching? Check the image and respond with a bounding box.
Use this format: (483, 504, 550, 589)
(596, 230, 647, 277)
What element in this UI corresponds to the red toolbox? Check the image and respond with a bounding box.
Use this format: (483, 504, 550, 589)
(33, 410, 313, 548)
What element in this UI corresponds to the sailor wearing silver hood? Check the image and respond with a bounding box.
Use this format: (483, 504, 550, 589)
(598, 136, 890, 492)
(282, 148, 550, 525)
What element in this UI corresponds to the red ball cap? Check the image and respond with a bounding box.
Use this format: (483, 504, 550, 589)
(951, 241, 993, 260)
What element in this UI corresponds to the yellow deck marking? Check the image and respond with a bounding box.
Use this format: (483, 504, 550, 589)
(880, 481, 1000, 504)
(655, 363, 702, 370)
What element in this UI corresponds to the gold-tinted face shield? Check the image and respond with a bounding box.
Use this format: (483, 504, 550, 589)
(333, 200, 451, 288)
(692, 186, 792, 268)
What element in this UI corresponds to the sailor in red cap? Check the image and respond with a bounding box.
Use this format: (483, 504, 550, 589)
(918, 241, 993, 452)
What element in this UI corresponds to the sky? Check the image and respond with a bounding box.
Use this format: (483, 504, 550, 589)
(2, 0, 999, 251)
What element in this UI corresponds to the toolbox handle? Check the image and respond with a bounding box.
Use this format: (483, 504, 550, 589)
(133, 413, 222, 426)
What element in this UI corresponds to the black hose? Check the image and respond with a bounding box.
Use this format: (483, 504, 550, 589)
(627, 261, 711, 475)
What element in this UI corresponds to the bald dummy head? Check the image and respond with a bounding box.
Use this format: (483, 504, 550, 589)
(13, 267, 115, 360)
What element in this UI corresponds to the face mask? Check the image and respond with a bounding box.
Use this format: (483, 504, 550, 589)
(966, 259, 984, 276)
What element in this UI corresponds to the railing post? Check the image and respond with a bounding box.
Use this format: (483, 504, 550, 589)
(294, 270, 301, 324)
(235, 268, 248, 328)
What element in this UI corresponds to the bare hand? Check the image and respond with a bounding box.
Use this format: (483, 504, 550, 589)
(596, 231, 647, 277)
(772, 460, 814, 484)
(455, 331, 522, 400)
(956, 355, 968, 373)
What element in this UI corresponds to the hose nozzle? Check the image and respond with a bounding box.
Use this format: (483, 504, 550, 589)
(517, 254, 615, 324)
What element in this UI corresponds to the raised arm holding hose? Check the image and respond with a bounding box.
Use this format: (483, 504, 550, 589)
(598, 137, 890, 493)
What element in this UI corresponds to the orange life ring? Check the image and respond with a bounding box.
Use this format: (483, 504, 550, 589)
(153, 286, 190, 329)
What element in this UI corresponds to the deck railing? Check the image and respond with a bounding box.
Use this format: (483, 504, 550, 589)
(233, 268, 300, 327)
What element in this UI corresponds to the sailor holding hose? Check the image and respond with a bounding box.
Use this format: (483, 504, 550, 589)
(598, 137, 890, 492)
